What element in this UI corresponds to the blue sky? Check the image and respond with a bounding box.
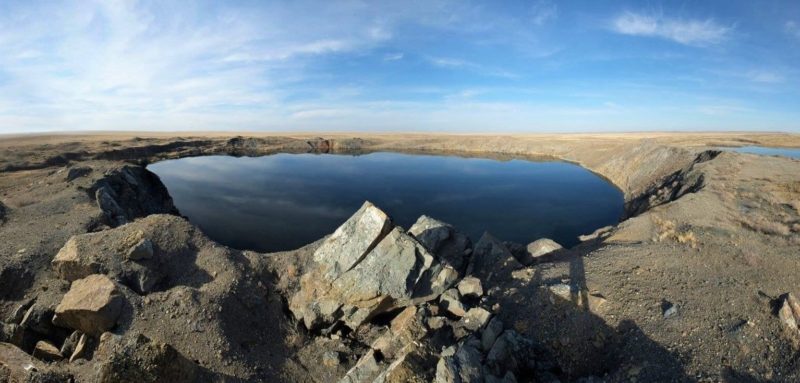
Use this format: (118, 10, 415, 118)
(0, 0, 798, 133)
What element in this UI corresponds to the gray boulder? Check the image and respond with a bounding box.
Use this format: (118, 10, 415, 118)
(290, 203, 459, 330)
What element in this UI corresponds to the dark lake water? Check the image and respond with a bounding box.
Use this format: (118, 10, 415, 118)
(719, 146, 800, 159)
(148, 152, 624, 252)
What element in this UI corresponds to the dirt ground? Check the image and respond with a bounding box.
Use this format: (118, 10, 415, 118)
(1, 131, 799, 382)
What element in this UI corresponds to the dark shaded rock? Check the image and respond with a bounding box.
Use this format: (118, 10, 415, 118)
(66, 166, 92, 181)
(467, 233, 522, 286)
(91, 166, 178, 227)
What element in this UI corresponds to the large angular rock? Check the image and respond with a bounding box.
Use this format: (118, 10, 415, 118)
(53, 274, 124, 336)
(290, 203, 458, 330)
(409, 215, 472, 272)
(435, 337, 484, 383)
(467, 233, 522, 286)
(94, 333, 198, 383)
(314, 201, 393, 280)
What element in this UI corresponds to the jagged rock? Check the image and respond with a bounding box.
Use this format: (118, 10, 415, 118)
(291, 203, 457, 330)
(59, 331, 81, 358)
(467, 233, 522, 286)
(481, 317, 504, 351)
(92, 166, 178, 227)
(522, 238, 563, 265)
(439, 289, 467, 317)
(126, 238, 154, 261)
(69, 333, 88, 363)
(409, 215, 472, 272)
(779, 293, 800, 344)
(94, 332, 198, 383)
(457, 277, 483, 298)
(338, 349, 382, 383)
(461, 308, 492, 331)
(53, 274, 124, 336)
(33, 340, 63, 362)
(52, 237, 98, 282)
(374, 344, 437, 383)
(372, 306, 428, 360)
(315, 201, 393, 280)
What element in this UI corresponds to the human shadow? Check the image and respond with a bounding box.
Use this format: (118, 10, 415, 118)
(484, 237, 694, 382)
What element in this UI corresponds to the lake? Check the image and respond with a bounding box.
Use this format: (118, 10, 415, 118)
(148, 152, 624, 252)
(720, 146, 800, 159)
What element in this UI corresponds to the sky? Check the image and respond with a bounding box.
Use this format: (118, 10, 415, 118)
(0, 0, 798, 133)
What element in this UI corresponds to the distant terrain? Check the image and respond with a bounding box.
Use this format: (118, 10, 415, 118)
(2, 131, 800, 382)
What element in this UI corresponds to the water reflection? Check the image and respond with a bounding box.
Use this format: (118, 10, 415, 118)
(148, 152, 624, 252)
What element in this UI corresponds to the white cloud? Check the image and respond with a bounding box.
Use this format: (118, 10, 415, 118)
(383, 52, 405, 61)
(612, 11, 730, 46)
(747, 70, 784, 84)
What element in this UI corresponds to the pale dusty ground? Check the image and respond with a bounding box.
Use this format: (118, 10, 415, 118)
(1, 132, 800, 382)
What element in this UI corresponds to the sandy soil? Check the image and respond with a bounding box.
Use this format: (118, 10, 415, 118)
(1, 132, 799, 382)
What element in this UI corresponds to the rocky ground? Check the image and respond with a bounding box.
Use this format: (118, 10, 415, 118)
(1, 132, 800, 382)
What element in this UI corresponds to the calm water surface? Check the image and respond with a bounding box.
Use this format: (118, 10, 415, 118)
(148, 152, 623, 252)
(721, 146, 800, 159)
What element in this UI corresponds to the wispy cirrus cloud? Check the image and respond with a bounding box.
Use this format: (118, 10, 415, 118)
(612, 11, 731, 46)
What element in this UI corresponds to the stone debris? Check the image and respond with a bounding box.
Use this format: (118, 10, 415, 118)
(440, 289, 467, 317)
(457, 277, 484, 298)
(523, 238, 563, 264)
(461, 308, 492, 332)
(662, 300, 678, 319)
(53, 274, 124, 336)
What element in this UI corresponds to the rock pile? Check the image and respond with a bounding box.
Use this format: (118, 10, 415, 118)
(1, 200, 568, 382)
